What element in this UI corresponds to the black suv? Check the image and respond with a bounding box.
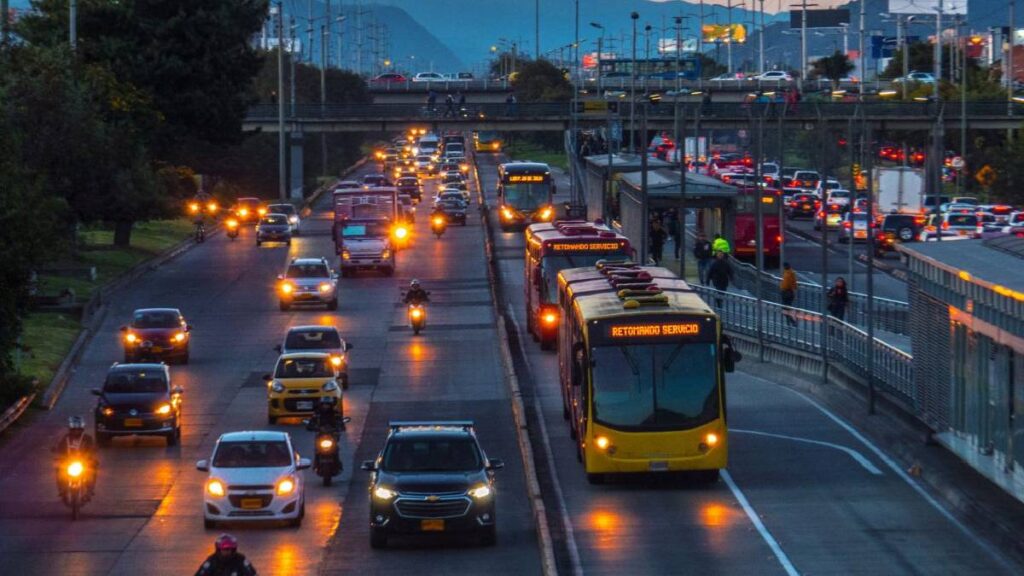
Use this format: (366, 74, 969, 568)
(92, 363, 183, 447)
(787, 193, 819, 218)
(361, 421, 504, 548)
(881, 213, 924, 242)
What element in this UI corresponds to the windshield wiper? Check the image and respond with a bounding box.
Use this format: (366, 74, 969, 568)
(619, 346, 641, 376)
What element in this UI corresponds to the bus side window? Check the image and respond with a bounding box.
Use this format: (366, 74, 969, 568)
(571, 342, 585, 387)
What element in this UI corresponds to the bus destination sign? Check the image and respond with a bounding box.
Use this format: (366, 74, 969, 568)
(507, 174, 546, 183)
(549, 241, 623, 252)
(591, 316, 715, 345)
(609, 323, 701, 338)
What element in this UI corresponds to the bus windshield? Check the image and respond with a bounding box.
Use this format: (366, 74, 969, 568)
(540, 252, 630, 303)
(590, 342, 719, 430)
(503, 181, 550, 211)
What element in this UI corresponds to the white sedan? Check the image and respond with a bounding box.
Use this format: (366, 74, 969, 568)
(197, 430, 310, 528)
(412, 72, 445, 83)
(752, 71, 794, 82)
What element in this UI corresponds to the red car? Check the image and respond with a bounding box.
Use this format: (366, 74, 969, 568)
(372, 73, 408, 84)
(120, 308, 192, 364)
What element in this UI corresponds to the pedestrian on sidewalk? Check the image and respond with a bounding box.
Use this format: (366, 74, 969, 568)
(693, 232, 713, 285)
(649, 219, 667, 265)
(707, 251, 733, 307)
(664, 209, 681, 259)
(427, 90, 437, 113)
(444, 93, 456, 117)
(780, 262, 798, 326)
(827, 277, 849, 321)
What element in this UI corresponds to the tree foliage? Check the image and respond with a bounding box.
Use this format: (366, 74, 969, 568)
(513, 58, 572, 102)
(810, 51, 854, 88)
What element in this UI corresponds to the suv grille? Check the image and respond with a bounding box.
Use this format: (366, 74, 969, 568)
(395, 496, 471, 519)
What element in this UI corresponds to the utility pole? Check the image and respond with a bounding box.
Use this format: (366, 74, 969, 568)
(727, 0, 740, 75)
(858, 0, 865, 101)
(818, 118, 831, 382)
(793, 0, 819, 91)
(290, 18, 297, 117)
(307, 0, 315, 64)
(959, 15, 966, 197)
(759, 0, 766, 74)
(755, 111, 765, 362)
(535, 0, 540, 59)
(1010, 0, 1017, 132)
(321, 24, 328, 176)
(933, 0, 944, 242)
(275, 2, 287, 202)
(640, 100, 649, 263)
(676, 16, 688, 279)
(70, 0, 78, 50)
(325, 0, 332, 68)
(337, 15, 347, 70)
(865, 118, 876, 414)
(934, 0, 943, 100)
(630, 12, 639, 153)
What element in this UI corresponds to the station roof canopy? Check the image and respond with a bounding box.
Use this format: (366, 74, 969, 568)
(583, 153, 672, 174)
(901, 236, 1024, 294)
(618, 169, 739, 200)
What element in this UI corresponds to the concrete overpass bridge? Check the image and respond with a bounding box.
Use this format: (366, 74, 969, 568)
(245, 101, 1024, 133)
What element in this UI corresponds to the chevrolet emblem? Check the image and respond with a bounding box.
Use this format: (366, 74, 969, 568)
(425, 495, 440, 502)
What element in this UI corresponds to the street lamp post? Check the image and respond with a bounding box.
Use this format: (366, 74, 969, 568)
(793, 0, 819, 90)
(321, 24, 328, 176)
(591, 22, 605, 88)
(630, 12, 639, 153)
(275, 2, 287, 202)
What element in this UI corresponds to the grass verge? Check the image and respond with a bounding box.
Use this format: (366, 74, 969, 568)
(503, 141, 569, 171)
(16, 219, 193, 397)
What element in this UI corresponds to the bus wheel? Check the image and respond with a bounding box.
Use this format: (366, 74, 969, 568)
(586, 473, 606, 485)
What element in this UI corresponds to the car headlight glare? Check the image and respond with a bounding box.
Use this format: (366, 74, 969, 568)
(280, 283, 294, 294)
(289, 215, 299, 224)
(468, 485, 492, 499)
(341, 251, 351, 261)
(276, 477, 296, 495)
(102, 407, 114, 417)
(374, 486, 397, 500)
(330, 355, 343, 367)
(174, 332, 186, 342)
(125, 333, 137, 343)
(322, 380, 338, 392)
(207, 479, 225, 496)
(381, 249, 392, 259)
(270, 380, 285, 393)
(155, 403, 172, 415)
(319, 282, 332, 293)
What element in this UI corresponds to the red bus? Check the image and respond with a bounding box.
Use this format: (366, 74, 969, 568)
(733, 187, 781, 263)
(524, 221, 632, 349)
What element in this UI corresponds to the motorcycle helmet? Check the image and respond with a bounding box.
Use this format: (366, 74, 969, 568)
(318, 396, 337, 408)
(214, 533, 238, 552)
(67, 416, 86, 430)
(410, 279, 420, 289)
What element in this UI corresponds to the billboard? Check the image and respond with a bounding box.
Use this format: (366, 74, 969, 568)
(790, 9, 850, 29)
(887, 0, 967, 15)
(701, 24, 747, 44)
(657, 38, 699, 54)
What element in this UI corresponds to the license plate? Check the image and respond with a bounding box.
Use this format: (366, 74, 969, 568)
(123, 418, 143, 427)
(296, 401, 314, 411)
(421, 519, 445, 531)
(150, 347, 163, 353)
(648, 461, 669, 472)
(240, 498, 264, 510)
(855, 231, 866, 238)
(957, 230, 967, 236)
(802, 204, 810, 209)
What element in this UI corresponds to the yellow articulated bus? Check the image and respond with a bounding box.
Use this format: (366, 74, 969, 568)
(557, 261, 740, 484)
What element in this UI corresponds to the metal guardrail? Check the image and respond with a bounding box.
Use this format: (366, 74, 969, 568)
(246, 101, 1024, 122)
(364, 78, 885, 93)
(727, 257, 910, 335)
(694, 285, 915, 409)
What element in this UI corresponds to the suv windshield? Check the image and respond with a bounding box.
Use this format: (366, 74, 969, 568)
(286, 264, 328, 278)
(213, 441, 292, 468)
(590, 343, 719, 430)
(262, 215, 288, 225)
(132, 311, 179, 329)
(382, 437, 482, 472)
(285, 329, 342, 350)
(275, 357, 333, 378)
(268, 204, 295, 215)
(104, 371, 167, 394)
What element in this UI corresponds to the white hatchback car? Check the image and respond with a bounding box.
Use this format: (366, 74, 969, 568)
(197, 430, 310, 528)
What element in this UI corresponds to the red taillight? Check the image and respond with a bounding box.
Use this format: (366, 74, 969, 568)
(942, 221, 949, 230)
(776, 235, 782, 243)
(843, 221, 852, 229)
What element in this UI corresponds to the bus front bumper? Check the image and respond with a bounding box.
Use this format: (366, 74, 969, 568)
(584, 427, 728, 474)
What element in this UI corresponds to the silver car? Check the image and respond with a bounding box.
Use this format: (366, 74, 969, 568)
(268, 203, 301, 236)
(276, 325, 353, 388)
(256, 213, 292, 246)
(277, 257, 338, 311)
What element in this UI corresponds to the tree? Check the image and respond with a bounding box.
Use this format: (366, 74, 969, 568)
(882, 41, 935, 79)
(513, 58, 572, 102)
(810, 51, 854, 89)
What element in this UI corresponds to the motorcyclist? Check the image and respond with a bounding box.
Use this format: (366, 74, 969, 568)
(51, 416, 97, 500)
(403, 279, 430, 305)
(306, 396, 345, 433)
(195, 534, 257, 576)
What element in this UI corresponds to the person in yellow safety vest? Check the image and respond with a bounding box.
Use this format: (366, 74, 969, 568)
(711, 233, 731, 256)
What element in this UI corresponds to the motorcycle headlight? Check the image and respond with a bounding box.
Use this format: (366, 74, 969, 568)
(318, 437, 334, 450)
(207, 479, 225, 497)
(322, 380, 338, 392)
(270, 380, 285, 393)
(67, 461, 84, 478)
(468, 484, 492, 499)
(155, 403, 172, 415)
(373, 486, 397, 500)
(276, 476, 296, 496)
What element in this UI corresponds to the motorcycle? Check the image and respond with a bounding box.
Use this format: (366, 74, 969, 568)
(226, 217, 240, 240)
(431, 214, 447, 238)
(408, 303, 427, 335)
(60, 457, 89, 520)
(194, 221, 206, 243)
(305, 418, 350, 487)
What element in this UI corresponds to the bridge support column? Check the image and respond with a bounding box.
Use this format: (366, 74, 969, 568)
(289, 126, 304, 201)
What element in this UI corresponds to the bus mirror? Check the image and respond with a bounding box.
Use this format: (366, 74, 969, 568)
(721, 336, 741, 373)
(551, 183, 557, 195)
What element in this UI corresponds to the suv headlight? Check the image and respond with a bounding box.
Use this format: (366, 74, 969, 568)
(374, 486, 397, 500)
(468, 485, 492, 499)
(318, 282, 333, 293)
(270, 380, 285, 393)
(322, 380, 338, 392)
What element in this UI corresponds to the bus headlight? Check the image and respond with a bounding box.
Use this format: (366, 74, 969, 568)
(501, 207, 514, 220)
(699, 432, 720, 452)
(539, 207, 553, 221)
(594, 436, 611, 450)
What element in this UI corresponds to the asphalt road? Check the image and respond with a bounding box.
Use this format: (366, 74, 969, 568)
(0, 157, 540, 575)
(477, 152, 1020, 575)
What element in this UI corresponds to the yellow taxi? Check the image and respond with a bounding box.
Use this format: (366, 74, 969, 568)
(264, 353, 343, 424)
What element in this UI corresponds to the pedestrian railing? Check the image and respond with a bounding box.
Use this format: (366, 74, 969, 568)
(693, 285, 915, 410)
(726, 256, 910, 336)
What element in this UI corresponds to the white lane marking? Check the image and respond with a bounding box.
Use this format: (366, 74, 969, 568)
(721, 469, 801, 576)
(731, 428, 883, 476)
(744, 373, 1019, 573)
(506, 303, 585, 576)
